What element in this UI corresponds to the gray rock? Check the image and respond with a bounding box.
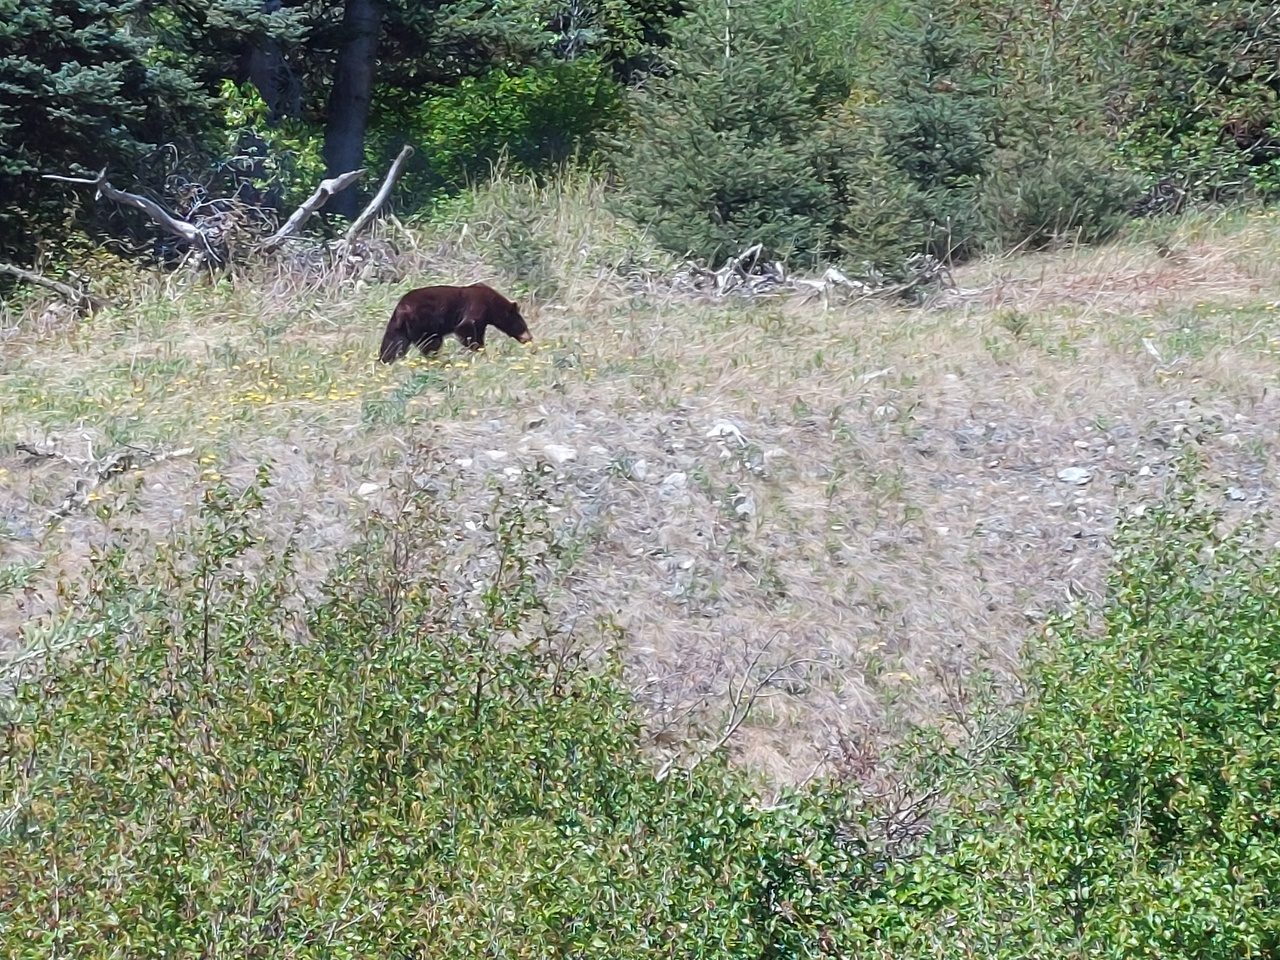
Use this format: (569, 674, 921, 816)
(543, 443, 577, 465)
(1057, 467, 1092, 486)
(659, 472, 688, 499)
(707, 420, 746, 445)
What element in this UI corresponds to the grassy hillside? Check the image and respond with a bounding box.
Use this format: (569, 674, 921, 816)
(4, 177, 1280, 783)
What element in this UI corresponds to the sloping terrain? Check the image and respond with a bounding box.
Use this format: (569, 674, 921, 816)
(4, 187, 1279, 784)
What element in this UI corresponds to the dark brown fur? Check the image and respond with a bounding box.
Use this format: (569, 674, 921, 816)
(378, 283, 532, 364)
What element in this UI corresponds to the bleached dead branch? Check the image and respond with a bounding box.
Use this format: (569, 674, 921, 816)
(342, 144, 415, 248)
(672, 244, 954, 305)
(17, 441, 194, 525)
(0, 262, 104, 314)
(44, 169, 208, 251)
(261, 169, 366, 252)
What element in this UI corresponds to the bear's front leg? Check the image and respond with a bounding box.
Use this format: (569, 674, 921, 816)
(455, 320, 487, 351)
(414, 334, 445, 356)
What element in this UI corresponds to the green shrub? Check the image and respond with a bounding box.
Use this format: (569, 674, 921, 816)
(216, 80, 328, 213)
(814, 108, 932, 275)
(609, 0, 837, 268)
(369, 57, 623, 203)
(904, 462, 1280, 958)
(0, 463, 897, 957)
(1101, 0, 1280, 201)
(862, 3, 998, 261)
(978, 107, 1144, 251)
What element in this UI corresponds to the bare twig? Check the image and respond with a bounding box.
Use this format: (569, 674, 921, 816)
(0, 262, 104, 314)
(261, 169, 365, 252)
(655, 635, 820, 781)
(343, 144, 415, 247)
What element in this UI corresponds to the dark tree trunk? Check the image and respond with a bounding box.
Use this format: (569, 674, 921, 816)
(237, 1, 302, 123)
(323, 0, 382, 218)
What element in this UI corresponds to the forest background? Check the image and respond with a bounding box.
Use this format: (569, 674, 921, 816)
(3, 0, 1279, 272)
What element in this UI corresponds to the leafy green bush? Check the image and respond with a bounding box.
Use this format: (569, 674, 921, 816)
(1101, 0, 1280, 201)
(899, 463, 1280, 958)
(369, 57, 623, 202)
(9, 443, 1280, 956)
(0, 463, 898, 957)
(216, 80, 328, 213)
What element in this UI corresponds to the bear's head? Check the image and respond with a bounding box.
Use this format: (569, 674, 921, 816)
(492, 296, 534, 344)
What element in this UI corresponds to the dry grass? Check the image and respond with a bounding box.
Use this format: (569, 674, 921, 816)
(5, 177, 1280, 787)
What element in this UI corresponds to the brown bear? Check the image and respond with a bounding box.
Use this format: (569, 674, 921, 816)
(378, 283, 533, 363)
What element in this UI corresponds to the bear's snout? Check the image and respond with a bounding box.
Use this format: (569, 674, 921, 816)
(518, 330, 533, 344)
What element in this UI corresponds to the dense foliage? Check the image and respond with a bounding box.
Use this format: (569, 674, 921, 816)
(4, 456, 1280, 957)
(0, 0, 298, 262)
(0, 469, 883, 956)
(942, 480, 1280, 957)
(611, 0, 1152, 272)
(2, 0, 1278, 272)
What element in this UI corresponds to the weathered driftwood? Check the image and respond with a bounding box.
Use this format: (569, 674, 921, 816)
(671, 244, 951, 306)
(44, 170, 208, 250)
(0, 261, 104, 313)
(261, 168, 366, 251)
(343, 144, 414, 247)
(45, 165, 375, 262)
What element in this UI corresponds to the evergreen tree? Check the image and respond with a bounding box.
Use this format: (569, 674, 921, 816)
(864, 3, 996, 261)
(0, 0, 302, 263)
(612, 0, 876, 268)
(610, 0, 924, 272)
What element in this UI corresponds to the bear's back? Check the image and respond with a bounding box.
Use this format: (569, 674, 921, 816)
(391, 284, 496, 325)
